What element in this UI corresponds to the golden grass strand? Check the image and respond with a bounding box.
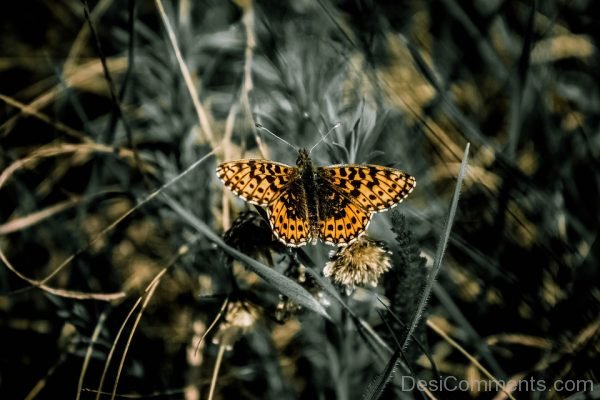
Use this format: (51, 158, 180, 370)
(0, 197, 83, 235)
(195, 297, 229, 356)
(239, 0, 256, 120)
(103, 245, 190, 400)
(0, 143, 136, 192)
(76, 311, 108, 400)
(154, 0, 216, 148)
(24, 354, 68, 400)
(220, 103, 239, 230)
(426, 318, 516, 400)
(64, 0, 114, 74)
(207, 344, 226, 400)
(110, 269, 167, 400)
(95, 297, 143, 400)
(1, 58, 127, 136)
(0, 94, 90, 142)
(0, 248, 125, 301)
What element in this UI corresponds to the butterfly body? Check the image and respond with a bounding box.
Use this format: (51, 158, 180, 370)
(296, 149, 321, 242)
(217, 149, 415, 247)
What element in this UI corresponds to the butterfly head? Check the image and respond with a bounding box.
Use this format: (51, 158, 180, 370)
(296, 148, 312, 170)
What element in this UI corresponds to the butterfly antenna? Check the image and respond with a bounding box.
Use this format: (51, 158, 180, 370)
(309, 122, 341, 154)
(255, 123, 298, 152)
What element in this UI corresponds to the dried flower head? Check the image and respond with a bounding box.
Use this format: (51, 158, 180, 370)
(223, 211, 286, 264)
(223, 211, 288, 287)
(212, 301, 259, 350)
(323, 237, 392, 294)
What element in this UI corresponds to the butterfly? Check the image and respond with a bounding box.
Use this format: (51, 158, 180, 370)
(216, 149, 415, 247)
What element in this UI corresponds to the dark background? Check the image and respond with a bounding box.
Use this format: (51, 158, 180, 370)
(0, 0, 598, 399)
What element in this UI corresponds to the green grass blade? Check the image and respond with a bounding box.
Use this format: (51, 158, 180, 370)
(402, 142, 470, 349)
(363, 142, 470, 400)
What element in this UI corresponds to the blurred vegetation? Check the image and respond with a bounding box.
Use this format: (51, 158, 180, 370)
(1, 0, 599, 399)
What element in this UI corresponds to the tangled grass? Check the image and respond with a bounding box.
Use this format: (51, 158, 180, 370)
(0, 1, 598, 399)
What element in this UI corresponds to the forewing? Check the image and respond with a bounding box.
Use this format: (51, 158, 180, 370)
(316, 176, 372, 246)
(318, 165, 415, 212)
(216, 160, 297, 206)
(266, 179, 311, 247)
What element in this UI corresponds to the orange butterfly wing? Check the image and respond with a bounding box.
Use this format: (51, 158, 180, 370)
(216, 160, 311, 246)
(266, 183, 311, 247)
(217, 159, 415, 247)
(315, 174, 372, 246)
(318, 165, 416, 212)
(216, 160, 296, 206)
